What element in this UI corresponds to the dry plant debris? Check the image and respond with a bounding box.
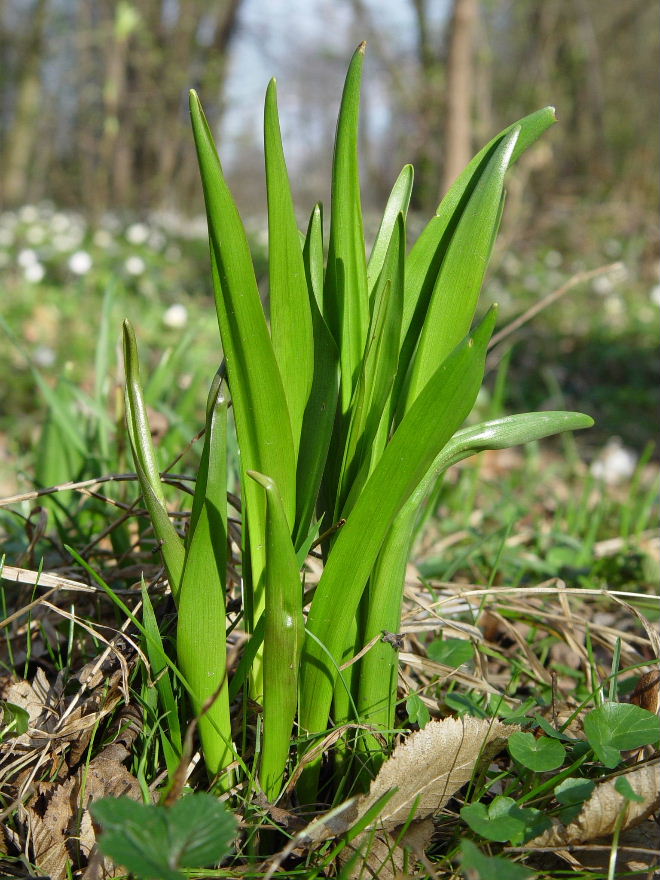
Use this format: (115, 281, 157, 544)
(1, 653, 142, 879)
(529, 760, 660, 848)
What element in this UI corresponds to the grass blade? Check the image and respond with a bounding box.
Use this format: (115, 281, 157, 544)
(140, 579, 183, 777)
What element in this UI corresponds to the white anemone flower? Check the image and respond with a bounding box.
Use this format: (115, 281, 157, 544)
(125, 255, 146, 276)
(17, 248, 38, 267)
(126, 222, 149, 245)
(26, 225, 46, 245)
(590, 438, 637, 486)
(68, 250, 93, 275)
(19, 205, 39, 223)
(163, 304, 188, 329)
(93, 229, 114, 248)
(24, 262, 45, 283)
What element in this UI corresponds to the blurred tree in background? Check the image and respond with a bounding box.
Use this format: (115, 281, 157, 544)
(1, 0, 657, 226)
(1, 0, 242, 212)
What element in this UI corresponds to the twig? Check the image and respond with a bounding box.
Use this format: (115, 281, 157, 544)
(487, 262, 624, 368)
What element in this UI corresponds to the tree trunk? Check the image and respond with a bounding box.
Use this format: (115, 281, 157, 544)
(3, 0, 48, 205)
(441, 0, 478, 195)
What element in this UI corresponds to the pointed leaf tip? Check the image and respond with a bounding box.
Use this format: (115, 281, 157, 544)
(358, 40, 367, 52)
(247, 470, 274, 493)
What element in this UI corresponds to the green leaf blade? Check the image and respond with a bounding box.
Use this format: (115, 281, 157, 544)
(265, 78, 314, 458)
(367, 164, 413, 294)
(337, 213, 404, 517)
(168, 793, 237, 868)
(399, 108, 556, 404)
(508, 731, 566, 771)
(249, 470, 305, 800)
(123, 321, 185, 596)
(583, 702, 660, 767)
(324, 42, 369, 415)
(177, 377, 233, 781)
(299, 307, 498, 766)
(189, 90, 296, 525)
(295, 204, 339, 546)
(403, 127, 520, 413)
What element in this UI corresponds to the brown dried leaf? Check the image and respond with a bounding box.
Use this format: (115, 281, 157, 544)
(340, 831, 405, 880)
(630, 670, 660, 716)
(357, 716, 518, 830)
(265, 719, 514, 880)
(5, 678, 44, 744)
(25, 776, 78, 879)
(529, 761, 660, 848)
(340, 815, 437, 880)
(22, 715, 142, 880)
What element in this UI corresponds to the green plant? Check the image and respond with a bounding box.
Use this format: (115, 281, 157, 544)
(90, 793, 236, 880)
(123, 43, 593, 803)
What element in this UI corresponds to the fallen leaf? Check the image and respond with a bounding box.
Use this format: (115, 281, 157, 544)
(264, 717, 516, 880)
(21, 707, 143, 880)
(630, 670, 660, 716)
(528, 760, 660, 848)
(356, 716, 518, 830)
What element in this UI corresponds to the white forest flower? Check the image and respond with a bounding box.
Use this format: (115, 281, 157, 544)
(18, 248, 38, 267)
(126, 222, 149, 245)
(33, 345, 56, 366)
(148, 229, 166, 251)
(501, 253, 520, 276)
(93, 229, 114, 248)
(650, 284, 660, 307)
(0, 227, 14, 247)
(590, 438, 637, 486)
(124, 255, 146, 276)
(163, 303, 188, 329)
(51, 213, 71, 233)
(592, 274, 613, 296)
(544, 249, 563, 269)
(24, 262, 45, 283)
(68, 250, 93, 275)
(25, 225, 46, 245)
(19, 205, 39, 223)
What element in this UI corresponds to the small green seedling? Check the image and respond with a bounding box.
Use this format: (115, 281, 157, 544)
(508, 731, 566, 771)
(460, 839, 534, 880)
(583, 702, 660, 767)
(405, 693, 431, 728)
(461, 795, 550, 845)
(91, 793, 236, 880)
(427, 637, 474, 667)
